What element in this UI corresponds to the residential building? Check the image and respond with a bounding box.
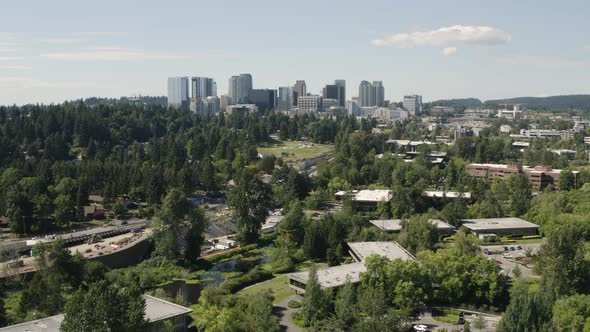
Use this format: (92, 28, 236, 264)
(373, 81, 384, 107)
(190, 96, 220, 116)
(167, 77, 189, 110)
(358, 80, 375, 107)
(465, 163, 578, 190)
(220, 95, 231, 112)
(403, 95, 422, 115)
(249, 89, 276, 111)
(373, 107, 408, 124)
(191, 77, 216, 98)
(228, 74, 252, 104)
(292, 80, 307, 106)
(346, 99, 360, 116)
(277, 87, 292, 112)
(574, 120, 590, 132)
(298, 95, 322, 112)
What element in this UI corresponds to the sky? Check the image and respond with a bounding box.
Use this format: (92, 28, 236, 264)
(0, 0, 589, 105)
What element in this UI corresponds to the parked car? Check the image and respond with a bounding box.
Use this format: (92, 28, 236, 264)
(121, 220, 128, 225)
(457, 317, 466, 325)
(503, 254, 513, 259)
(413, 324, 429, 332)
(483, 249, 490, 255)
(517, 245, 523, 250)
(510, 246, 515, 251)
(495, 260, 503, 265)
(503, 246, 509, 251)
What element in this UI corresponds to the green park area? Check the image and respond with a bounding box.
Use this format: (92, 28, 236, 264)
(258, 140, 333, 161)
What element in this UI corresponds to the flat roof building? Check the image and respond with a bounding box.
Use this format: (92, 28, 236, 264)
(369, 218, 455, 236)
(0, 295, 193, 332)
(466, 163, 578, 190)
(460, 217, 540, 237)
(288, 241, 414, 293)
(351, 189, 392, 211)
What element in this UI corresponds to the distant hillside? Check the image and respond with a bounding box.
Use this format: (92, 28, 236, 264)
(76, 96, 167, 107)
(427, 98, 483, 111)
(485, 94, 590, 112)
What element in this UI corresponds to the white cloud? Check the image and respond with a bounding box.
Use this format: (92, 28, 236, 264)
(442, 47, 457, 56)
(41, 47, 192, 61)
(371, 25, 511, 54)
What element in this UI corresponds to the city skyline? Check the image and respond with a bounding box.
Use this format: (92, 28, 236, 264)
(1, 0, 589, 105)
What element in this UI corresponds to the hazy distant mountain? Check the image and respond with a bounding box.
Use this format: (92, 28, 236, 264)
(485, 95, 590, 112)
(77, 96, 167, 107)
(429, 98, 483, 110)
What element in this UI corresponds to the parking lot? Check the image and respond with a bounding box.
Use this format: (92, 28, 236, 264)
(479, 243, 542, 278)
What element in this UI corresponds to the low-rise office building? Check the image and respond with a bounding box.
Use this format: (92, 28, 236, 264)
(288, 241, 414, 293)
(369, 218, 456, 236)
(460, 217, 540, 237)
(0, 295, 193, 332)
(350, 189, 392, 211)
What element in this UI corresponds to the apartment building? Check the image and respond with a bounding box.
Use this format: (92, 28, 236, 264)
(466, 163, 575, 190)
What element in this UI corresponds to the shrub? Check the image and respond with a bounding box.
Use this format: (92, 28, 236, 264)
(287, 300, 302, 308)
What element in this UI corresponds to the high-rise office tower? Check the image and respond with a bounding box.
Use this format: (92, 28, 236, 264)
(334, 80, 346, 107)
(228, 74, 253, 104)
(403, 95, 423, 115)
(292, 80, 307, 106)
(358, 80, 376, 107)
(373, 81, 384, 107)
(167, 77, 189, 110)
(278, 87, 292, 112)
(322, 84, 339, 100)
(191, 77, 216, 98)
(249, 89, 277, 111)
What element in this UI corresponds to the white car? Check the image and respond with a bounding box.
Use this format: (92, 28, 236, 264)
(414, 325, 429, 332)
(503, 253, 513, 259)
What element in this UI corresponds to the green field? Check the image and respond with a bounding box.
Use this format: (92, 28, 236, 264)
(258, 140, 333, 161)
(238, 274, 292, 304)
(432, 308, 462, 324)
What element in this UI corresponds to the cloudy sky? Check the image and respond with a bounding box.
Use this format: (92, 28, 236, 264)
(1, 0, 588, 105)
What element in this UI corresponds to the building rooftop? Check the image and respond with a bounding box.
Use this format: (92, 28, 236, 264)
(348, 241, 415, 262)
(0, 295, 192, 332)
(461, 217, 539, 231)
(289, 262, 366, 289)
(369, 219, 455, 232)
(423, 191, 471, 199)
(352, 189, 392, 203)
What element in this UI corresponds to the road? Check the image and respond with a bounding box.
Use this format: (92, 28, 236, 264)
(413, 307, 501, 332)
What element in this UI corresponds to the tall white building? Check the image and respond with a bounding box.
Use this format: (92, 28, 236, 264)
(167, 77, 189, 111)
(403, 95, 422, 115)
(359, 81, 375, 107)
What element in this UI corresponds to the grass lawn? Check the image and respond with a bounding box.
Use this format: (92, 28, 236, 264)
(258, 140, 333, 161)
(238, 274, 293, 304)
(432, 308, 462, 324)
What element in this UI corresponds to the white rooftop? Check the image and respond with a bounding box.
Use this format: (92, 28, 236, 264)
(461, 217, 539, 231)
(0, 295, 192, 332)
(369, 219, 455, 232)
(289, 262, 366, 289)
(423, 191, 471, 198)
(352, 189, 392, 202)
(348, 241, 416, 262)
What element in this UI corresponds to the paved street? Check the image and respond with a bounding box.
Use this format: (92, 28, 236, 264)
(413, 307, 501, 332)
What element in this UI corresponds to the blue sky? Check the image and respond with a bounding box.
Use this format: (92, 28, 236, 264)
(1, 0, 588, 105)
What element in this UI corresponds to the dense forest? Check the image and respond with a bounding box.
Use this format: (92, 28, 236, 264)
(1, 102, 590, 331)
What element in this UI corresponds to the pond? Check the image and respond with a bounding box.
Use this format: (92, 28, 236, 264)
(161, 246, 272, 305)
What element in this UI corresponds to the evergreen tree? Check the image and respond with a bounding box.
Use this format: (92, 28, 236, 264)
(302, 266, 329, 326)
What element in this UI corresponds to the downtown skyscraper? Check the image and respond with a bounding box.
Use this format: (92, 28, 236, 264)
(167, 77, 189, 110)
(228, 74, 253, 104)
(358, 80, 385, 107)
(191, 77, 216, 98)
